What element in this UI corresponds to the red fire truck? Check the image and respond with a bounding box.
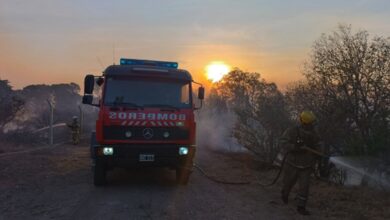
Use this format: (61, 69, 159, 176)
(82, 58, 204, 186)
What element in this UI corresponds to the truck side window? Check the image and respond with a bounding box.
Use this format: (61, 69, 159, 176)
(181, 84, 190, 105)
(92, 79, 103, 105)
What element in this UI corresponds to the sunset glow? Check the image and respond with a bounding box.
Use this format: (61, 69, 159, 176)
(205, 62, 231, 83)
(0, 1, 389, 90)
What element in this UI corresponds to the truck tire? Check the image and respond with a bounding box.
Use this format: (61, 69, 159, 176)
(93, 159, 106, 186)
(176, 168, 191, 185)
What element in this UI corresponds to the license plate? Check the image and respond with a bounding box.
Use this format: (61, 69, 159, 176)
(139, 154, 155, 162)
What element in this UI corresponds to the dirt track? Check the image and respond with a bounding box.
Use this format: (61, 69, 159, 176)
(0, 141, 303, 220)
(1, 141, 389, 220)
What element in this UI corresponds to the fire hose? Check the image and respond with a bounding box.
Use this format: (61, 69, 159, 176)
(256, 152, 288, 187)
(193, 163, 251, 185)
(194, 146, 328, 186)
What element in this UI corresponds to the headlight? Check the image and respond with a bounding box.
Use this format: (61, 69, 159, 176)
(103, 147, 114, 156)
(179, 147, 189, 155)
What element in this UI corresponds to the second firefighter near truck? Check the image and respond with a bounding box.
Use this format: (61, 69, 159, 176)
(67, 116, 80, 145)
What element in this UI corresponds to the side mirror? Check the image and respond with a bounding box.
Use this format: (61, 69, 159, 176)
(84, 75, 95, 94)
(96, 77, 104, 86)
(82, 95, 93, 105)
(198, 87, 205, 100)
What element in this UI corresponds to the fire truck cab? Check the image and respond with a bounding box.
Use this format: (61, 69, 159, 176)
(82, 58, 204, 186)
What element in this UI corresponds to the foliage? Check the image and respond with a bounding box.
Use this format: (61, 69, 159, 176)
(0, 79, 24, 132)
(1, 82, 98, 142)
(20, 83, 82, 128)
(287, 24, 390, 157)
(210, 69, 291, 163)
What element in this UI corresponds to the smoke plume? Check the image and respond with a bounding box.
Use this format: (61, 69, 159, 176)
(196, 107, 245, 152)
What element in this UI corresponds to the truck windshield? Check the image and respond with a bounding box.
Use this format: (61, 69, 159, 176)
(104, 77, 191, 108)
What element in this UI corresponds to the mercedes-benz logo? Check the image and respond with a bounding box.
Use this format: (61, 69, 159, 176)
(142, 128, 154, 139)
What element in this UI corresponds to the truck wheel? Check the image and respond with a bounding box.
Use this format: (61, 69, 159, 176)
(176, 168, 191, 185)
(93, 160, 106, 186)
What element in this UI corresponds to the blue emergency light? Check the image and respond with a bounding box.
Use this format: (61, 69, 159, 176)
(120, 58, 178, 69)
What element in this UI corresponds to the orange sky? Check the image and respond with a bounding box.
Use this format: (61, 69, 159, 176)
(0, 33, 307, 90)
(1, 1, 389, 90)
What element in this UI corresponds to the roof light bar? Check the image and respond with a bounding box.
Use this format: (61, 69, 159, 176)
(120, 58, 178, 69)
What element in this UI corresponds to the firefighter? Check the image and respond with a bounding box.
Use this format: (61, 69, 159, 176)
(67, 116, 80, 145)
(279, 111, 321, 216)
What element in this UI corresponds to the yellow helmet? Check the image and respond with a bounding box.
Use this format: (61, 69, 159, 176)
(300, 111, 316, 125)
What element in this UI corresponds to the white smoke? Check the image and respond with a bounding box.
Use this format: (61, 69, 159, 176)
(2, 94, 53, 133)
(2, 103, 36, 133)
(196, 108, 245, 152)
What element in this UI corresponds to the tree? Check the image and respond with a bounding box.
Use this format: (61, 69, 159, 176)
(0, 79, 24, 132)
(289, 24, 390, 156)
(285, 81, 351, 154)
(212, 69, 291, 163)
(20, 83, 82, 128)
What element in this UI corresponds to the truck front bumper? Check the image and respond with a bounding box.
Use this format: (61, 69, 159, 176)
(92, 144, 196, 169)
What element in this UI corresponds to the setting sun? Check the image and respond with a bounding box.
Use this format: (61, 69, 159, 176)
(205, 62, 231, 83)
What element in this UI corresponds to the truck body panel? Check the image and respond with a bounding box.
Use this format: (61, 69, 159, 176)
(83, 59, 202, 185)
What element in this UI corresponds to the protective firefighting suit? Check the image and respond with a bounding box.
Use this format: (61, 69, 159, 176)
(67, 119, 80, 145)
(279, 124, 321, 209)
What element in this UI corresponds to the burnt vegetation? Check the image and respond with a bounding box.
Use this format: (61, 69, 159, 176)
(0, 81, 97, 143)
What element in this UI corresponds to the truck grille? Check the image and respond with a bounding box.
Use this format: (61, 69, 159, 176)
(103, 126, 189, 141)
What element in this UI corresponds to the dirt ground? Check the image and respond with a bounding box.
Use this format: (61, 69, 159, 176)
(0, 140, 389, 220)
